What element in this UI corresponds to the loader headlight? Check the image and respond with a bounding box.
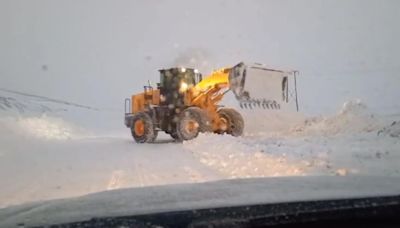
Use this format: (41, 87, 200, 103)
(194, 69, 199, 74)
(181, 67, 186, 73)
(179, 81, 188, 93)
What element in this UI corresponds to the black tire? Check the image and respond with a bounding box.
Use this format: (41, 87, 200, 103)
(176, 107, 212, 141)
(170, 131, 180, 141)
(218, 108, 244, 136)
(131, 112, 157, 143)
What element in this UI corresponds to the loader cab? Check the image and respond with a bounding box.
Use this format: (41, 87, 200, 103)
(158, 68, 202, 107)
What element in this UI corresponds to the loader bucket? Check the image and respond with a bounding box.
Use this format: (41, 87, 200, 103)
(229, 62, 299, 111)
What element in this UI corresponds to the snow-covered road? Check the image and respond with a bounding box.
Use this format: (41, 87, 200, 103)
(0, 89, 399, 209)
(0, 132, 226, 208)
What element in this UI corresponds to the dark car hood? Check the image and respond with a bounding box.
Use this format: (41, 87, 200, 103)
(1, 176, 400, 227)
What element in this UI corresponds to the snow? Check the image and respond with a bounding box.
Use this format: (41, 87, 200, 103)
(0, 88, 399, 212)
(1, 176, 400, 227)
(0, 115, 87, 140)
(183, 100, 399, 178)
(378, 120, 400, 138)
(0, 1, 399, 226)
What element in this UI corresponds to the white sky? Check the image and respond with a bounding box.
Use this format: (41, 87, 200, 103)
(0, 0, 399, 114)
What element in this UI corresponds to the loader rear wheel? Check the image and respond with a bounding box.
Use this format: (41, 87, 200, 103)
(131, 112, 157, 143)
(218, 108, 244, 136)
(176, 107, 212, 141)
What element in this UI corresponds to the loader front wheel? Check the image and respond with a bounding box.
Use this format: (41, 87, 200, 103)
(170, 131, 180, 141)
(176, 107, 211, 141)
(218, 108, 244, 137)
(131, 112, 157, 143)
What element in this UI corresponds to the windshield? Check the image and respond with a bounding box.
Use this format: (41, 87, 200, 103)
(0, 0, 399, 220)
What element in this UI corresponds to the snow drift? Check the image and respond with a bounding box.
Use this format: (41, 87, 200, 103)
(294, 99, 382, 136)
(184, 99, 399, 179)
(229, 98, 381, 137)
(0, 90, 399, 210)
(0, 115, 87, 140)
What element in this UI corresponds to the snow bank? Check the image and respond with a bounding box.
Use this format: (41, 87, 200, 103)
(17, 116, 85, 140)
(0, 88, 122, 136)
(0, 115, 87, 140)
(183, 100, 399, 179)
(292, 99, 382, 136)
(234, 99, 380, 137)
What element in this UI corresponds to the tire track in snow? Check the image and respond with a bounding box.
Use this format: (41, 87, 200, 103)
(183, 134, 309, 178)
(107, 170, 125, 190)
(183, 166, 207, 182)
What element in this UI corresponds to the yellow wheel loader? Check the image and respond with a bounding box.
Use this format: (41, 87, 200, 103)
(124, 62, 298, 143)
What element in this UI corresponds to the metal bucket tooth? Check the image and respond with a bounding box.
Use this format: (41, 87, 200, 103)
(255, 100, 261, 108)
(239, 99, 282, 110)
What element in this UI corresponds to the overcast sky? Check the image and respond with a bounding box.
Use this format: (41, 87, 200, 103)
(1, 0, 399, 114)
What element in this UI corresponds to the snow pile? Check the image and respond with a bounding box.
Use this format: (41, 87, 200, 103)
(16, 116, 81, 140)
(295, 100, 381, 136)
(182, 100, 399, 180)
(378, 121, 400, 138)
(0, 89, 122, 136)
(183, 134, 308, 178)
(234, 99, 381, 137)
(0, 115, 87, 140)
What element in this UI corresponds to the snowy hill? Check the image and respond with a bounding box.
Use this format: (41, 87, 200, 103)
(0, 88, 123, 138)
(0, 88, 97, 114)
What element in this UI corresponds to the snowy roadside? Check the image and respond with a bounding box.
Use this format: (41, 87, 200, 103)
(184, 100, 400, 178)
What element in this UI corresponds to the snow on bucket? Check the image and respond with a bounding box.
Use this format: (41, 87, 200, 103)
(225, 63, 302, 134)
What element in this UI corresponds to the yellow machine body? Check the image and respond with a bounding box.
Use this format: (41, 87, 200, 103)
(130, 68, 230, 132)
(125, 62, 298, 143)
